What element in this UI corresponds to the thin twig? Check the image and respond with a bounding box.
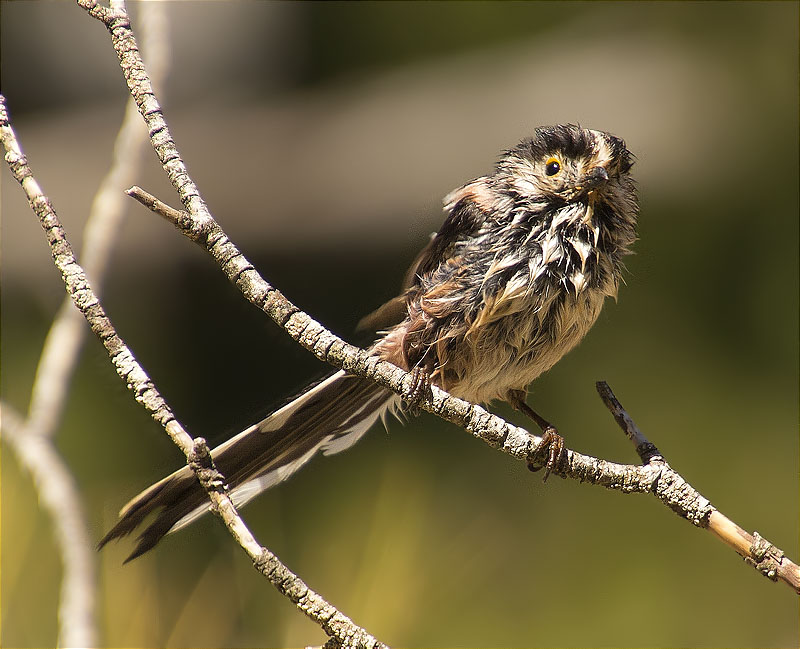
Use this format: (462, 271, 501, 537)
(1, 404, 97, 648)
(72, 3, 389, 646)
(596, 382, 799, 591)
(126, 177, 800, 595)
(58, 0, 794, 630)
(26, 4, 168, 442)
(595, 381, 662, 463)
(78, 0, 800, 599)
(0, 9, 168, 647)
(0, 92, 386, 648)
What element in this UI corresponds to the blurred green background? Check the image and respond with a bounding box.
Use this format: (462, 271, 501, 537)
(2, 1, 797, 647)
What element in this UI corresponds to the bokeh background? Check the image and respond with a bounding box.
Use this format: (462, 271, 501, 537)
(2, 1, 797, 647)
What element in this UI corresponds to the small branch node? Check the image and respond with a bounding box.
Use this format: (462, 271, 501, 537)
(596, 380, 662, 463)
(188, 437, 227, 496)
(746, 532, 783, 581)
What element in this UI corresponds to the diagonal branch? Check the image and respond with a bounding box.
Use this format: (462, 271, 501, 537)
(0, 7, 168, 648)
(596, 382, 798, 591)
(25, 4, 168, 443)
(126, 182, 800, 595)
(0, 95, 385, 648)
(75, 0, 798, 597)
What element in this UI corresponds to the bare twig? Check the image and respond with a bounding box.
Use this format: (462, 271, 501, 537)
(595, 381, 662, 463)
(1, 404, 97, 648)
(9, 3, 787, 645)
(76, 0, 216, 240)
(77, 0, 799, 596)
(73, 2, 389, 645)
(25, 4, 168, 442)
(127, 174, 800, 595)
(0, 93, 385, 648)
(596, 381, 800, 591)
(0, 7, 168, 648)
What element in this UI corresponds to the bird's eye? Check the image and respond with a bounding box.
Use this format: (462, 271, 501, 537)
(545, 157, 561, 176)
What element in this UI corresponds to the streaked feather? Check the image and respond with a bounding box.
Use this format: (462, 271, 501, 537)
(99, 371, 399, 561)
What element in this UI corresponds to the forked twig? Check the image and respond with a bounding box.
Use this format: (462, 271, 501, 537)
(596, 381, 797, 590)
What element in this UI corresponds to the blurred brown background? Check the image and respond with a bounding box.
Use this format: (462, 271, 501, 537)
(2, 1, 798, 647)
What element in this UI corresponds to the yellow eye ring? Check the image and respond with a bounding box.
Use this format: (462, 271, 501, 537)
(545, 157, 561, 176)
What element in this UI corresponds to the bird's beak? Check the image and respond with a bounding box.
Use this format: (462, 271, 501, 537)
(582, 166, 609, 191)
(579, 166, 608, 228)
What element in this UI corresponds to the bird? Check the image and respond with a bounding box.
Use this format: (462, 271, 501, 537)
(99, 124, 639, 561)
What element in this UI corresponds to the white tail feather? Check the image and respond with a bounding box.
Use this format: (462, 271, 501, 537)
(169, 372, 400, 533)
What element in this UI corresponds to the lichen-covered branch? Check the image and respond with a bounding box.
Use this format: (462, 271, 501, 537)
(66, 0, 789, 616)
(126, 178, 800, 594)
(73, 0, 799, 596)
(0, 9, 169, 645)
(0, 93, 385, 649)
(596, 381, 799, 591)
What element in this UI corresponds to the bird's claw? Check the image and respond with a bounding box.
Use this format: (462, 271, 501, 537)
(404, 366, 431, 414)
(527, 427, 566, 481)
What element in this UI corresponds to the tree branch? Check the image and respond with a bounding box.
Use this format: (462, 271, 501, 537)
(0, 6, 169, 647)
(0, 93, 385, 648)
(3, 3, 791, 647)
(75, 0, 798, 597)
(1, 404, 97, 648)
(596, 381, 798, 590)
(25, 4, 168, 443)
(127, 185, 800, 595)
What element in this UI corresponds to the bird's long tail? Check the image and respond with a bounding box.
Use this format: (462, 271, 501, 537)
(99, 370, 399, 561)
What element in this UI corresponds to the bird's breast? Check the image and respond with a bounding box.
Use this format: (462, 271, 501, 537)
(448, 275, 608, 403)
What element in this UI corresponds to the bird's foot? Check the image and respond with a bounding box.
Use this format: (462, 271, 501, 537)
(403, 366, 432, 414)
(527, 426, 566, 481)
